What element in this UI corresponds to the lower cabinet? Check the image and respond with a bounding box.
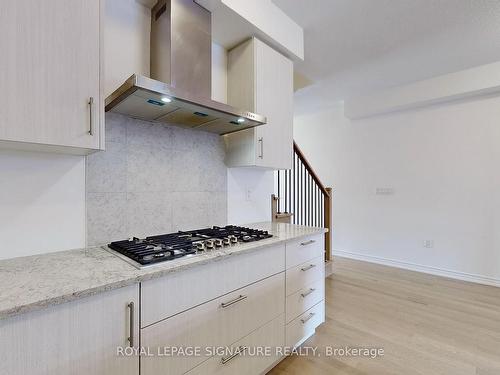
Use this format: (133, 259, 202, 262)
(140, 238, 327, 375)
(285, 301, 325, 349)
(185, 314, 285, 375)
(0, 236, 326, 375)
(141, 273, 285, 375)
(285, 235, 326, 348)
(0, 284, 139, 375)
(286, 278, 325, 323)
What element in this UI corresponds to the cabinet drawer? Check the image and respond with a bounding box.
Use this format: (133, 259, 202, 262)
(286, 234, 324, 269)
(141, 244, 285, 326)
(286, 301, 325, 349)
(185, 314, 285, 375)
(141, 273, 285, 375)
(286, 256, 324, 296)
(286, 278, 324, 323)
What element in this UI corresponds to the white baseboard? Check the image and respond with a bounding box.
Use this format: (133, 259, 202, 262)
(333, 249, 500, 288)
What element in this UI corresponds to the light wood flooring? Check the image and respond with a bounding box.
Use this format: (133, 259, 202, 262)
(269, 257, 500, 375)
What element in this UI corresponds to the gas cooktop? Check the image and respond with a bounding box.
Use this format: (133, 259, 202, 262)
(106, 225, 272, 268)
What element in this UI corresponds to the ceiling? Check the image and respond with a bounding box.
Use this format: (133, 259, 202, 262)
(273, 0, 500, 115)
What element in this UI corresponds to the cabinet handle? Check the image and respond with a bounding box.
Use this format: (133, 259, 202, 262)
(258, 137, 264, 158)
(220, 294, 247, 308)
(221, 346, 247, 365)
(300, 312, 315, 324)
(301, 288, 316, 298)
(88, 97, 94, 135)
(127, 302, 134, 347)
(300, 240, 316, 246)
(301, 264, 316, 272)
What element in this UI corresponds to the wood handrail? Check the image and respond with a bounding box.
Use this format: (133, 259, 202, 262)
(293, 141, 330, 197)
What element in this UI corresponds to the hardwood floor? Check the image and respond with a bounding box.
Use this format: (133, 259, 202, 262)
(269, 257, 500, 375)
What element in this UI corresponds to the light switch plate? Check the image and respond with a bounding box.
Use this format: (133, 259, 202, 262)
(376, 187, 395, 195)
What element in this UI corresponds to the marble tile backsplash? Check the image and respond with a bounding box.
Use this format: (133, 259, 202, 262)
(86, 113, 227, 246)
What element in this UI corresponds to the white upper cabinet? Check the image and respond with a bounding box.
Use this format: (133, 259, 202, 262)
(224, 38, 294, 170)
(0, 0, 103, 154)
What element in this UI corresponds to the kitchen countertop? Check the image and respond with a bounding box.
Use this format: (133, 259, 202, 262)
(0, 222, 327, 320)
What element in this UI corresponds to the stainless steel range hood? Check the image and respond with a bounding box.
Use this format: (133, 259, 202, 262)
(105, 0, 266, 135)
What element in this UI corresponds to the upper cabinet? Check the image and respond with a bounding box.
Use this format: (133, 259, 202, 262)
(224, 38, 294, 170)
(0, 0, 103, 154)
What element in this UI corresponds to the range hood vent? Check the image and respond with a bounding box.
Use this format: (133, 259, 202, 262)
(105, 0, 266, 135)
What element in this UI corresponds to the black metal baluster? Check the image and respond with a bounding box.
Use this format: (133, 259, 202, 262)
(282, 170, 285, 214)
(314, 184, 317, 227)
(277, 170, 281, 213)
(288, 166, 293, 216)
(316, 186, 321, 227)
(298, 161, 301, 225)
(305, 171, 308, 226)
(313, 183, 316, 227)
(319, 191, 322, 227)
(306, 172, 311, 225)
(314, 184, 316, 227)
(301, 162, 304, 225)
(293, 153, 296, 224)
(297, 156, 300, 225)
(321, 193, 325, 228)
(305, 172, 311, 225)
(284, 170, 287, 213)
(305, 169, 307, 226)
(308, 174, 311, 226)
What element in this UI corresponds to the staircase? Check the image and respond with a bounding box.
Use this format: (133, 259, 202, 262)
(273, 141, 333, 261)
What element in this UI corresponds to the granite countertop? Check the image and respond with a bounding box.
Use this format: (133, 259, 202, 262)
(0, 222, 327, 320)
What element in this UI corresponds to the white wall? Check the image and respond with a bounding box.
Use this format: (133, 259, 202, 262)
(294, 96, 500, 285)
(227, 168, 274, 224)
(0, 151, 86, 259)
(104, 0, 151, 97)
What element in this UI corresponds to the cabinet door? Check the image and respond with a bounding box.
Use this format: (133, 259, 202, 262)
(0, 285, 139, 375)
(225, 38, 294, 169)
(141, 273, 285, 375)
(254, 39, 293, 169)
(0, 0, 101, 150)
(185, 314, 285, 375)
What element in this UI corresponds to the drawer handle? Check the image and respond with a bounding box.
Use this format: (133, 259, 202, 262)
(220, 295, 247, 308)
(127, 302, 134, 347)
(88, 97, 94, 135)
(301, 288, 316, 298)
(300, 240, 316, 246)
(301, 312, 315, 324)
(221, 346, 247, 365)
(301, 264, 316, 272)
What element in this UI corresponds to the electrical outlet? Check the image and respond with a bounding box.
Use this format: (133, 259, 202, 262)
(245, 189, 252, 202)
(423, 240, 434, 249)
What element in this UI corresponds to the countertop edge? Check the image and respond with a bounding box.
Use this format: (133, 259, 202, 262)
(0, 224, 327, 320)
